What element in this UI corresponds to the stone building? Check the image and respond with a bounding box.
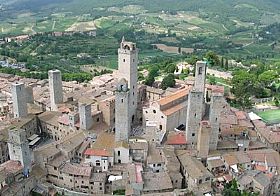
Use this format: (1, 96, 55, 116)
(143, 87, 189, 133)
(115, 78, 130, 142)
(185, 61, 208, 148)
(48, 70, 63, 111)
(209, 93, 225, 150)
(194, 61, 207, 93)
(197, 121, 211, 159)
(99, 96, 115, 130)
(25, 85, 34, 104)
(8, 128, 32, 175)
(11, 82, 28, 118)
(162, 146, 183, 189)
(185, 89, 204, 148)
(129, 138, 148, 163)
(178, 153, 213, 195)
(79, 102, 93, 130)
(118, 38, 138, 124)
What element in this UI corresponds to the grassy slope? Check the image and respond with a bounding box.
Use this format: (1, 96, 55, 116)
(257, 109, 280, 124)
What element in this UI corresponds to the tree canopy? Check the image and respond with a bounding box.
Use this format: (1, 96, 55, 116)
(161, 74, 176, 90)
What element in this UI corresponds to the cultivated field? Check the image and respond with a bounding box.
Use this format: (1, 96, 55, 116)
(257, 109, 280, 125)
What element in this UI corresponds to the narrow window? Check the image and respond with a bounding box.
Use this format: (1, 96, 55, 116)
(199, 67, 202, 75)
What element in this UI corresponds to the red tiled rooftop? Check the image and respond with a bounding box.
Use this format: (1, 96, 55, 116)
(58, 107, 71, 113)
(166, 132, 187, 145)
(223, 174, 232, 182)
(61, 163, 92, 177)
(84, 148, 110, 157)
(235, 111, 247, 120)
(206, 84, 225, 94)
(255, 165, 267, 172)
(157, 88, 189, 106)
(0, 160, 23, 174)
(58, 114, 69, 125)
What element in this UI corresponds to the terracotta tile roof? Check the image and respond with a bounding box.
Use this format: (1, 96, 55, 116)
(166, 132, 187, 145)
(91, 132, 115, 156)
(0, 160, 23, 175)
(61, 163, 92, 177)
(257, 127, 280, 144)
(238, 119, 254, 128)
(235, 111, 247, 120)
(58, 114, 69, 125)
(157, 87, 189, 106)
(206, 84, 225, 94)
(255, 165, 267, 172)
(220, 114, 238, 125)
(162, 102, 186, 116)
(223, 154, 239, 166)
(143, 171, 173, 192)
(207, 159, 225, 168)
(217, 141, 238, 150)
(223, 174, 232, 182)
(252, 120, 266, 129)
(84, 148, 110, 157)
(177, 154, 213, 179)
(147, 144, 165, 164)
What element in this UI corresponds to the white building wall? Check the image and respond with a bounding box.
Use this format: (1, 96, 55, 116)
(114, 147, 130, 164)
(84, 155, 113, 172)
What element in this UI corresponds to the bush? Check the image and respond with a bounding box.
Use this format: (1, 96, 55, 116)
(161, 74, 176, 90)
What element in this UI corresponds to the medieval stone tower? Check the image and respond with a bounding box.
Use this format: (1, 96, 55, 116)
(197, 121, 211, 159)
(118, 37, 138, 124)
(209, 93, 224, 150)
(194, 61, 207, 93)
(79, 103, 93, 130)
(48, 69, 63, 111)
(8, 128, 32, 175)
(115, 78, 130, 142)
(25, 85, 34, 104)
(11, 82, 28, 118)
(186, 61, 207, 148)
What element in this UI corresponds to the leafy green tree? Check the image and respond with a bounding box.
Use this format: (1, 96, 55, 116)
(165, 63, 176, 73)
(149, 66, 160, 78)
(208, 75, 217, 85)
(144, 66, 159, 86)
(138, 72, 145, 81)
(161, 74, 176, 90)
(225, 58, 229, 70)
(222, 179, 259, 196)
(231, 70, 256, 109)
(258, 70, 278, 87)
(205, 51, 220, 66)
(144, 75, 155, 86)
(188, 55, 199, 65)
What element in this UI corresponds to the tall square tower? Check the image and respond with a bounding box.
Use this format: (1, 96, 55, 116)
(11, 82, 27, 118)
(115, 78, 131, 142)
(79, 103, 93, 130)
(209, 93, 225, 150)
(194, 61, 207, 93)
(8, 129, 32, 175)
(48, 70, 63, 111)
(118, 38, 138, 124)
(185, 61, 207, 148)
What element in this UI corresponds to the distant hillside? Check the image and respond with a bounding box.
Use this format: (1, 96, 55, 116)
(2, 0, 280, 18)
